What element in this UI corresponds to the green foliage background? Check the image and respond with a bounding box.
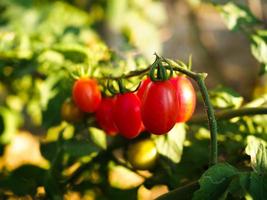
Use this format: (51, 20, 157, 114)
(0, 0, 267, 199)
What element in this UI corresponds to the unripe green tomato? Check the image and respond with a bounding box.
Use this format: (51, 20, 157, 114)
(127, 139, 157, 170)
(61, 99, 84, 123)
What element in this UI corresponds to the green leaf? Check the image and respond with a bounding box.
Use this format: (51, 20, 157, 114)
(40, 141, 58, 162)
(0, 165, 46, 196)
(251, 31, 267, 74)
(193, 163, 238, 200)
(52, 43, 88, 63)
(43, 172, 63, 200)
(152, 123, 186, 163)
(63, 139, 100, 158)
(209, 85, 243, 109)
(248, 172, 267, 200)
(227, 172, 250, 198)
(218, 2, 259, 31)
(0, 107, 20, 143)
(41, 76, 70, 128)
(245, 136, 267, 174)
(89, 127, 107, 149)
(41, 139, 101, 162)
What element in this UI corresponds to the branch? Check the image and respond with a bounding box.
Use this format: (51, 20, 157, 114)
(97, 67, 150, 81)
(190, 107, 267, 123)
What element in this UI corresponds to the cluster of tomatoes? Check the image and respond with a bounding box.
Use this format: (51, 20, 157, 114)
(63, 73, 196, 139)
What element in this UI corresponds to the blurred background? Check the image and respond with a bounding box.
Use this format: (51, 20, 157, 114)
(0, 0, 267, 199)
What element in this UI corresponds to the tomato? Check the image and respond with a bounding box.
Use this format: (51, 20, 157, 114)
(72, 78, 101, 113)
(170, 76, 196, 122)
(95, 97, 118, 136)
(127, 138, 157, 170)
(141, 81, 178, 135)
(112, 93, 143, 139)
(61, 99, 84, 123)
(137, 77, 151, 100)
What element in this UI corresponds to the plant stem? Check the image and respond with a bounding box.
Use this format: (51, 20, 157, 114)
(190, 107, 267, 123)
(163, 57, 218, 165)
(156, 181, 199, 200)
(97, 67, 150, 80)
(195, 77, 218, 165)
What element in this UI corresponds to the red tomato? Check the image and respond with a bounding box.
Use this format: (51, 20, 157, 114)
(170, 76, 196, 122)
(137, 77, 151, 100)
(112, 93, 143, 139)
(95, 97, 118, 136)
(141, 81, 178, 135)
(72, 78, 101, 113)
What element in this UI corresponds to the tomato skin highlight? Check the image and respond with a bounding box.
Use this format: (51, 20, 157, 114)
(170, 76, 196, 122)
(95, 97, 118, 136)
(72, 78, 102, 113)
(112, 93, 143, 139)
(141, 81, 178, 135)
(61, 99, 84, 123)
(137, 77, 151, 100)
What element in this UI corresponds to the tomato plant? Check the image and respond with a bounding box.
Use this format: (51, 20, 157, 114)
(95, 97, 118, 136)
(141, 80, 178, 135)
(72, 78, 102, 113)
(170, 76, 196, 122)
(1, 1, 267, 200)
(112, 93, 143, 139)
(127, 138, 157, 170)
(61, 99, 84, 123)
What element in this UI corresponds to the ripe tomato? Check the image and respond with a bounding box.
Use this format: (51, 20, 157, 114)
(141, 81, 178, 135)
(170, 76, 196, 122)
(61, 99, 84, 123)
(112, 93, 143, 139)
(127, 138, 157, 170)
(137, 77, 151, 100)
(72, 78, 101, 113)
(95, 97, 118, 136)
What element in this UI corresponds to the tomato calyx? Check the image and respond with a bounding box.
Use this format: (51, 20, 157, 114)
(107, 78, 140, 95)
(149, 54, 173, 82)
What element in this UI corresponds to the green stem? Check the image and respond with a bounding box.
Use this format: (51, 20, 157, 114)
(156, 181, 199, 200)
(162, 57, 218, 165)
(196, 77, 218, 165)
(98, 67, 150, 81)
(190, 107, 267, 123)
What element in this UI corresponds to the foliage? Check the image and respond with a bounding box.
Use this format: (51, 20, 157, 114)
(0, 0, 267, 200)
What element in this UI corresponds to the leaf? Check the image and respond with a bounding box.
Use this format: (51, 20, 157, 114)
(218, 2, 259, 31)
(63, 139, 100, 158)
(193, 163, 238, 200)
(108, 164, 145, 190)
(227, 172, 250, 198)
(40, 141, 58, 162)
(0, 107, 20, 144)
(41, 139, 100, 162)
(41, 77, 70, 128)
(0, 165, 46, 196)
(245, 136, 267, 174)
(209, 85, 243, 109)
(251, 31, 267, 74)
(89, 127, 107, 150)
(152, 123, 186, 163)
(248, 172, 267, 200)
(52, 43, 88, 63)
(43, 172, 63, 200)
